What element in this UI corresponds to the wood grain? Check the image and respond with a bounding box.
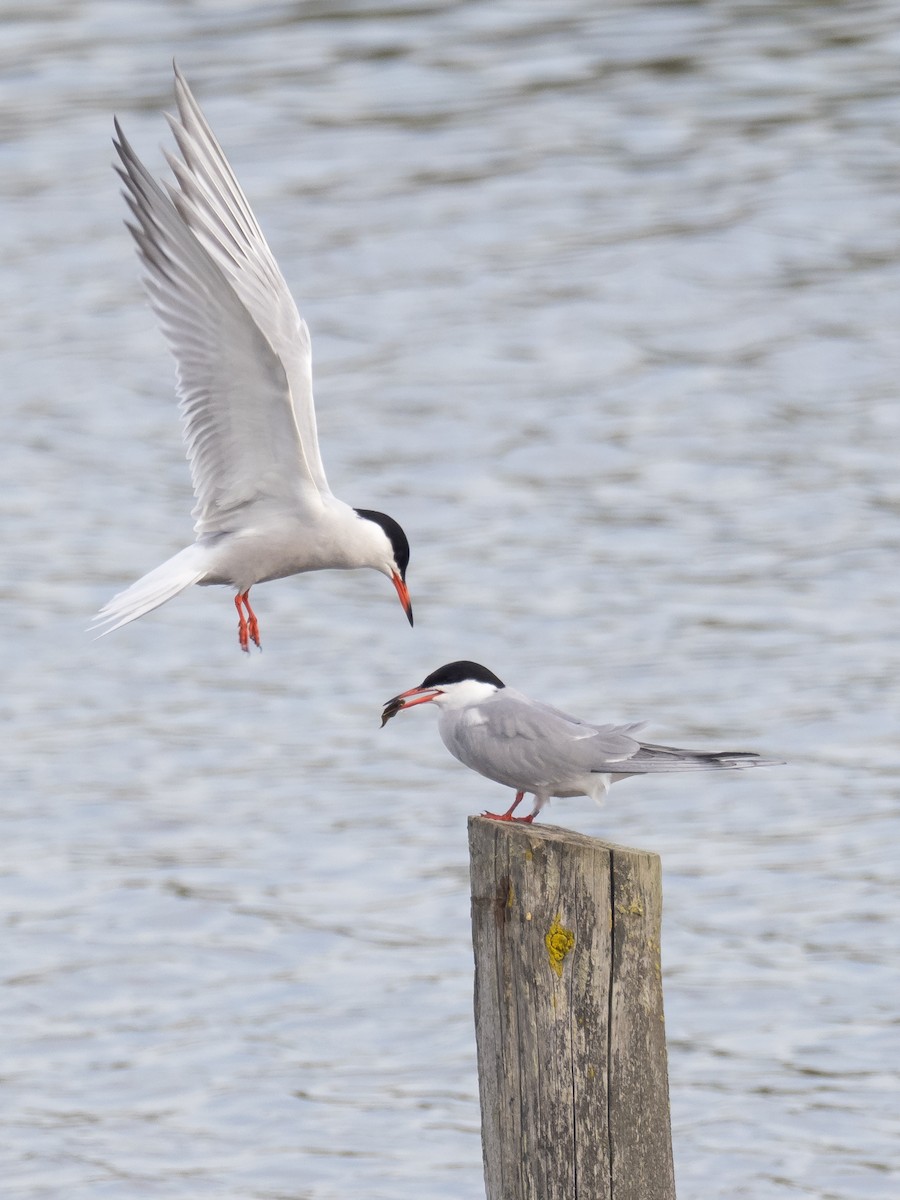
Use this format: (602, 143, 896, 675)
(469, 817, 676, 1200)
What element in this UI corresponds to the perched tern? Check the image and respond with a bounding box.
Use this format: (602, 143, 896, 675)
(382, 661, 779, 823)
(92, 66, 413, 652)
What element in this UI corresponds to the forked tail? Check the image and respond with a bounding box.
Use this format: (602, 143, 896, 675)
(90, 545, 207, 637)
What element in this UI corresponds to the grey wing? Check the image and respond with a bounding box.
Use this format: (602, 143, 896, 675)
(451, 690, 646, 786)
(164, 66, 330, 500)
(491, 698, 773, 776)
(615, 740, 776, 773)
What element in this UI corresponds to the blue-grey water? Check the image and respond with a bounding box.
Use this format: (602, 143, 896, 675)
(3, 3, 899, 1197)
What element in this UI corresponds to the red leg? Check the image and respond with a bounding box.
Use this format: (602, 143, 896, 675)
(234, 593, 250, 653)
(241, 589, 261, 649)
(482, 791, 534, 823)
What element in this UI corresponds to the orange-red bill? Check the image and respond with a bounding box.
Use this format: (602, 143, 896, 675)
(391, 571, 414, 627)
(380, 685, 440, 727)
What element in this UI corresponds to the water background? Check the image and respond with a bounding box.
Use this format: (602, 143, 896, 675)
(2, 2, 900, 1196)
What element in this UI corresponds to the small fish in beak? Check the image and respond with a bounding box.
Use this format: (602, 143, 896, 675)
(380, 684, 442, 726)
(380, 697, 406, 727)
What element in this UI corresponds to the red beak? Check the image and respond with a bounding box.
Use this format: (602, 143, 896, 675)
(394, 685, 440, 708)
(391, 571, 414, 627)
(380, 684, 441, 726)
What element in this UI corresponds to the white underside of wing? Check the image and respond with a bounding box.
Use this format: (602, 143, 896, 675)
(114, 71, 328, 539)
(165, 67, 331, 498)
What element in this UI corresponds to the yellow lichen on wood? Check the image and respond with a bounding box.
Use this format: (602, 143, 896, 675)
(545, 913, 575, 978)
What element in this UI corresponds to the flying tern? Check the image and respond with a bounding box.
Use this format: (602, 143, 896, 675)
(92, 66, 413, 651)
(382, 661, 779, 823)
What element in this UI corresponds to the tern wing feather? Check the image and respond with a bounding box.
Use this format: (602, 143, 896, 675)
(448, 691, 647, 788)
(115, 113, 323, 537)
(164, 66, 330, 498)
(484, 695, 772, 776)
(615, 742, 775, 773)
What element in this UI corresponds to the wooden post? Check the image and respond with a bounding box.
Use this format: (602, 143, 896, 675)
(468, 816, 676, 1200)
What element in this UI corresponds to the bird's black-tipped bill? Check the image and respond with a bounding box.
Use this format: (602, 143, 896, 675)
(380, 686, 439, 727)
(391, 572, 414, 627)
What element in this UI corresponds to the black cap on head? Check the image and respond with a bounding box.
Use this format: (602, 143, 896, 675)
(419, 661, 505, 690)
(354, 508, 410, 579)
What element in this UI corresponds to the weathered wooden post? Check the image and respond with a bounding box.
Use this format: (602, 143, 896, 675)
(468, 816, 676, 1200)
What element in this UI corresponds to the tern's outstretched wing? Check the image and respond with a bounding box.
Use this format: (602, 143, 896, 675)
(114, 71, 328, 537)
(166, 67, 330, 501)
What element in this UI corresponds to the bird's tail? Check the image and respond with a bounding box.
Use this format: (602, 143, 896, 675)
(609, 743, 783, 774)
(90, 545, 208, 637)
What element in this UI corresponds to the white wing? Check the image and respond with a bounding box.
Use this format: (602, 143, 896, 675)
(114, 75, 328, 539)
(165, 67, 330, 501)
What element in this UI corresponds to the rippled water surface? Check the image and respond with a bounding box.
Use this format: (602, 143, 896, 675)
(3, 2, 900, 1197)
